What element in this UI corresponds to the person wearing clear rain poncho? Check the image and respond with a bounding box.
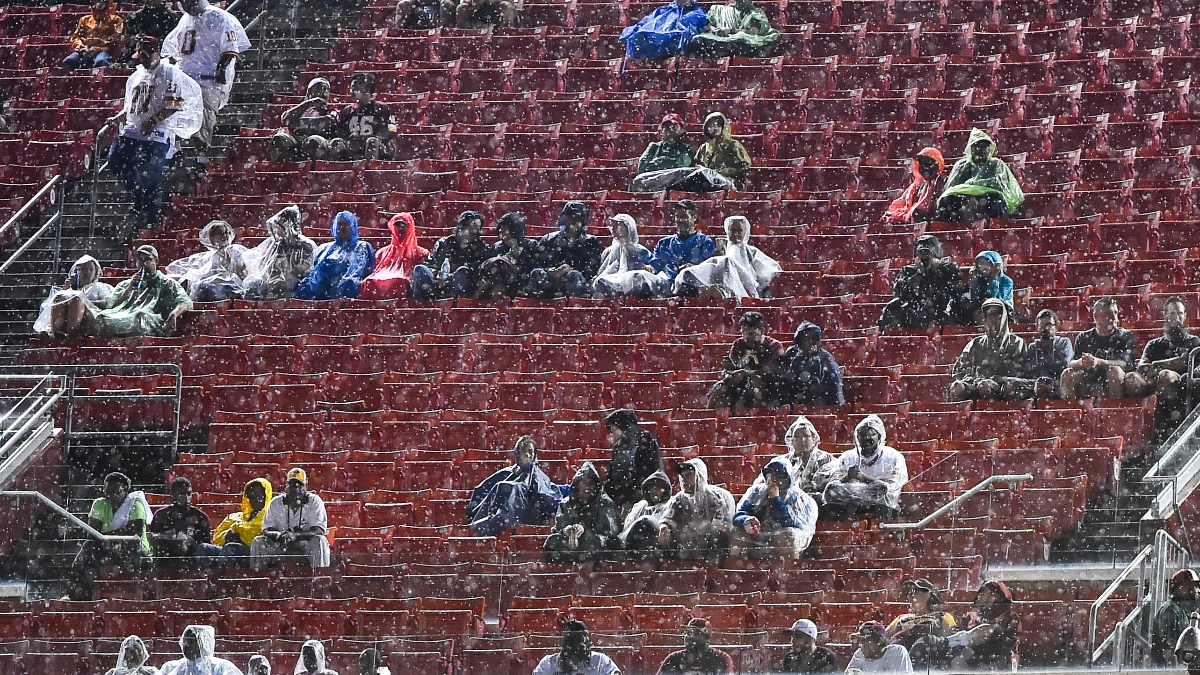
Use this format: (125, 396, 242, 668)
(674, 215, 780, 301)
(294, 211, 375, 301)
(295, 640, 339, 675)
(935, 128, 1024, 223)
(593, 213, 665, 299)
(247, 656, 271, 675)
(689, 0, 780, 58)
(359, 212, 429, 300)
(777, 415, 836, 496)
(34, 255, 114, 338)
(732, 458, 818, 559)
(53, 244, 191, 339)
(165, 220, 249, 302)
(106, 635, 159, 675)
(822, 414, 908, 519)
(657, 457, 736, 560)
(243, 206, 316, 301)
(159, 625, 244, 675)
(467, 435, 562, 536)
(618, 469, 674, 560)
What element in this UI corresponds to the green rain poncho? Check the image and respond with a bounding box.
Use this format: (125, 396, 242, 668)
(694, 111, 753, 190)
(937, 128, 1025, 215)
(91, 268, 193, 338)
(692, 0, 779, 56)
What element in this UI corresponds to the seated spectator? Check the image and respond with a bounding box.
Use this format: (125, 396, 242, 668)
(935, 129, 1024, 223)
(883, 148, 945, 225)
(1124, 297, 1200, 441)
(359, 649, 391, 675)
(248, 655, 271, 675)
(878, 234, 965, 332)
(526, 201, 603, 299)
(271, 78, 337, 162)
(294, 211, 375, 300)
(98, 245, 192, 337)
(620, 0, 707, 60)
(360, 213, 429, 301)
(779, 415, 836, 495)
(619, 470, 674, 560)
(251, 468, 330, 569)
(1153, 569, 1199, 666)
(593, 213, 663, 299)
(34, 255, 114, 338)
(106, 634, 156, 675)
(847, 621, 914, 674)
(243, 206, 317, 300)
(638, 113, 694, 177)
(603, 409, 664, 513)
(957, 250, 1014, 324)
(707, 311, 784, 411)
(213, 478, 272, 560)
(656, 618, 735, 675)
(330, 73, 395, 162)
(467, 435, 561, 536)
(1003, 309, 1073, 400)
(694, 112, 752, 190)
(296, 640, 338, 675)
(675, 215, 780, 300)
(64, 0, 123, 69)
(123, 0, 179, 46)
(947, 581, 1019, 671)
(822, 415, 908, 520)
(886, 579, 957, 659)
(410, 210, 490, 301)
(149, 477, 219, 568)
(165, 220, 250, 302)
(782, 619, 840, 675)
(544, 461, 620, 564)
(658, 458, 735, 560)
(396, 0, 454, 28)
(68, 472, 151, 600)
(948, 299, 1026, 402)
(690, 0, 780, 57)
(774, 321, 845, 407)
(732, 459, 817, 559)
(159, 625, 242, 675)
(533, 619, 622, 675)
(455, 0, 515, 27)
(475, 211, 543, 300)
(651, 199, 717, 287)
(1061, 297, 1136, 399)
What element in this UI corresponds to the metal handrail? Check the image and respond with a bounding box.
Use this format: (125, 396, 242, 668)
(0, 374, 64, 461)
(1090, 543, 1154, 664)
(0, 175, 64, 277)
(0, 174, 61, 241)
(0, 373, 60, 431)
(878, 473, 1034, 532)
(89, 119, 119, 239)
(0, 490, 140, 544)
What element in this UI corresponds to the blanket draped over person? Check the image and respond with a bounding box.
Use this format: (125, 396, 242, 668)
(212, 478, 272, 547)
(467, 437, 561, 535)
(620, 0, 708, 60)
(674, 216, 780, 300)
(243, 206, 317, 300)
(294, 211, 375, 300)
(593, 213, 664, 297)
(33, 255, 114, 336)
(885, 147, 945, 223)
(107, 635, 158, 675)
(938, 129, 1024, 214)
(92, 259, 192, 338)
(159, 625, 243, 675)
(692, 0, 779, 55)
(165, 220, 249, 301)
(360, 213, 429, 300)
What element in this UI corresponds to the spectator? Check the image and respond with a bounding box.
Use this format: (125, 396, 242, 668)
(1061, 297, 1137, 399)
(294, 211, 375, 300)
(883, 147, 945, 225)
(359, 649, 391, 675)
(957, 250, 1014, 324)
(396, 0, 455, 28)
(475, 211, 543, 300)
(935, 129, 1024, 223)
(690, 0, 780, 57)
(1124, 297, 1200, 441)
(620, 0, 707, 60)
(822, 415, 908, 520)
(410, 210, 490, 301)
(526, 201, 604, 299)
(775, 321, 845, 408)
(159, 625, 242, 675)
(782, 619, 840, 675)
(1003, 309, 1073, 400)
(878, 234, 965, 332)
(467, 435, 561, 536)
(533, 619, 623, 675)
(330, 73, 396, 162)
(149, 476, 219, 568)
(247, 655, 270, 675)
(947, 299, 1026, 402)
(650, 199, 716, 287)
(948, 581, 1020, 671)
(34, 255, 114, 338)
(619, 470, 674, 560)
(638, 113, 694, 177)
(64, 0, 123, 69)
(732, 459, 818, 559)
(271, 78, 338, 162)
(544, 461, 620, 564)
(593, 213, 663, 299)
(108, 35, 203, 233)
(674, 215, 780, 300)
(296, 641, 337, 675)
(251, 468, 330, 569)
(1154, 569, 1200, 665)
(68, 472, 151, 600)
(455, 0, 515, 27)
(886, 579, 957, 658)
(778, 415, 836, 495)
(602, 409, 664, 513)
(212, 478, 271, 560)
(124, 0, 179, 46)
(657, 458, 735, 560)
(707, 311, 784, 411)
(656, 618, 735, 675)
(164, 220, 249, 302)
(106, 634, 156, 675)
(847, 621, 914, 674)
(162, 0, 249, 158)
(52, 245, 191, 339)
(360, 213, 429, 301)
(694, 112, 752, 190)
(243, 206, 316, 300)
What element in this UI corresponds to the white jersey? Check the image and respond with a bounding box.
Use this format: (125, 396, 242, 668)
(532, 652, 621, 675)
(120, 61, 203, 152)
(261, 493, 328, 534)
(846, 645, 913, 674)
(162, 0, 249, 94)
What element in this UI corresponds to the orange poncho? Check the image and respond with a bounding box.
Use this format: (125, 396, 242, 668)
(360, 213, 430, 300)
(884, 147, 945, 224)
(71, 0, 124, 54)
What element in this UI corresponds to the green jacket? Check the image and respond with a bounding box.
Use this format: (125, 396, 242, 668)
(1153, 599, 1198, 665)
(694, 2, 779, 50)
(637, 139, 694, 176)
(938, 128, 1025, 214)
(694, 111, 753, 190)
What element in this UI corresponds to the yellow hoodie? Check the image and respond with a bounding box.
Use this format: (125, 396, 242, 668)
(212, 478, 272, 546)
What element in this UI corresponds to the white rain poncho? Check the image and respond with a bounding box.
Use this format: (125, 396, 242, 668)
(119, 59, 203, 158)
(162, 0, 250, 95)
(660, 457, 736, 542)
(106, 635, 158, 675)
(294, 640, 338, 675)
(33, 255, 114, 335)
(592, 213, 667, 297)
(672, 215, 781, 300)
(243, 206, 317, 300)
(778, 415, 836, 494)
(734, 457, 818, 552)
(823, 414, 909, 511)
(165, 220, 250, 302)
(159, 625, 244, 675)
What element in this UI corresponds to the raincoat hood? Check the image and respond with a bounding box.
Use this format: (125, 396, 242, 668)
(330, 211, 359, 248)
(559, 201, 589, 232)
(704, 111, 731, 140)
(199, 220, 235, 251)
(69, 254, 102, 287)
(915, 146, 945, 175)
(677, 457, 710, 494)
(295, 640, 326, 675)
(241, 478, 272, 521)
(793, 320, 823, 345)
(180, 625, 216, 662)
(975, 250, 1003, 272)
(967, 128, 997, 162)
(509, 435, 537, 462)
(248, 656, 271, 674)
(723, 215, 750, 245)
(267, 206, 304, 240)
(976, 580, 1014, 620)
(377, 212, 427, 267)
(605, 409, 640, 432)
(980, 297, 1014, 339)
(853, 414, 888, 452)
(570, 461, 603, 503)
(608, 213, 639, 248)
(761, 457, 793, 490)
(784, 415, 822, 453)
(913, 234, 944, 258)
(113, 635, 150, 674)
(498, 211, 528, 241)
(642, 469, 672, 491)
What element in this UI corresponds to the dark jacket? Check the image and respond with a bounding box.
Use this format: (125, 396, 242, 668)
(426, 233, 491, 273)
(777, 321, 844, 406)
(603, 409, 664, 508)
(781, 647, 840, 675)
(149, 504, 212, 555)
(552, 462, 620, 548)
(537, 230, 604, 281)
(892, 258, 966, 327)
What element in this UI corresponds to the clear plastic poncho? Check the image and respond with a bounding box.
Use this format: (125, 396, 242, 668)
(107, 635, 158, 675)
(165, 220, 250, 302)
(243, 206, 317, 300)
(672, 215, 781, 300)
(121, 60, 203, 159)
(33, 255, 114, 335)
(294, 640, 338, 675)
(592, 213, 666, 297)
(159, 625, 244, 675)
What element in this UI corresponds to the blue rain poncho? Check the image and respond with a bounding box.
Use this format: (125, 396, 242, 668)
(294, 211, 375, 300)
(620, 0, 708, 60)
(466, 437, 562, 536)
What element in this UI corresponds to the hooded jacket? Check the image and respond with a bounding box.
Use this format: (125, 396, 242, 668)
(827, 415, 908, 510)
(538, 203, 604, 281)
(962, 581, 1020, 666)
(294, 211, 376, 300)
(885, 147, 945, 224)
(890, 234, 967, 326)
(777, 415, 836, 494)
(734, 459, 818, 546)
(618, 469, 674, 542)
(426, 212, 493, 274)
(938, 129, 1025, 215)
(294, 640, 338, 675)
(213, 478, 273, 547)
(779, 321, 844, 406)
(620, 0, 708, 60)
(159, 625, 243, 675)
(107, 635, 158, 675)
(360, 213, 429, 300)
(466, 439, 561, 526)
(603, 409, 665, 507)
(969, 250, 1014, 307)
(552, 461, 620, 548)
(491, 212, 544, 277)
(661, 457, 736, 537)
(71, 0, 123, 53)
(952, 298, 1026, 383)
(694, 112, 753, 190)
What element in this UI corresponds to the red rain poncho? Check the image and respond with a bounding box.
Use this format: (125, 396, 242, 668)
(884, 147, 945, 224)
(360, 213, 429, 300)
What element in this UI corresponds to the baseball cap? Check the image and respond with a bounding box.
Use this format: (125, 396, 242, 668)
(1173, 569, 1199, 583)
(287, 467, 308, 484)
(673, 199, 699, 212)
(852, 621, 886, 639)
(903, 578, 941, 603)
(683, 618, 712, 635)
(784, 619, 818, 639)
(132, 35, 160, 59)
(134, 244, 159, 261)
(674, 461, 696, 474)
(661, 113, 684, 126)
(306, 77, 330, 93)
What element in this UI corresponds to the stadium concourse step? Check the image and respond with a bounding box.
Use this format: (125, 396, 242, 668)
(1048, 459, 1158, 565)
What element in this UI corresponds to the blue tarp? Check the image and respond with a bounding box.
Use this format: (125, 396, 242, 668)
(620, 0, 708, 60)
